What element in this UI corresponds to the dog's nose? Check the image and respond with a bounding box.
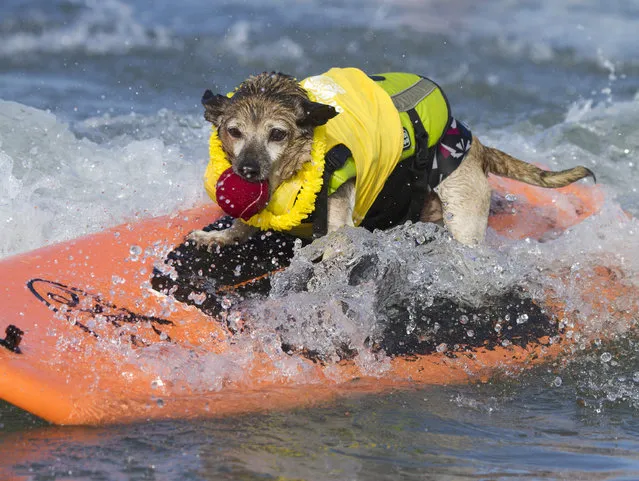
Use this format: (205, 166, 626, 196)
(239, 163, 260, 180)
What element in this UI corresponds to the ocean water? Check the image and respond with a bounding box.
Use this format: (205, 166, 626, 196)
(1, 0, 639, 479)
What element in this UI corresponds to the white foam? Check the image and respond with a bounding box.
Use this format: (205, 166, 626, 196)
(222, 21, 305, 62)
(479, 97, 639, 215)
(367, 0, 639, 61)
(0, 100, 207, 257)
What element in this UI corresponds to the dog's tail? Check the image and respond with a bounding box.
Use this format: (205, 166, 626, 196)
(479, 137, 596, 188)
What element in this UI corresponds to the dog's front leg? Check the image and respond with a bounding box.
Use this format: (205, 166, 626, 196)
(187, 219, 258, 251)
(326, 179, 356, 233)
(310, 179, 356, 261)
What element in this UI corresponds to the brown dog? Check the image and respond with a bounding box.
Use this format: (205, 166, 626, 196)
(188, 69, 593, 248)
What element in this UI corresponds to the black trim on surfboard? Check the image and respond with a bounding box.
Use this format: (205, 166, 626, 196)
(0, 325, 24, 354)
(370, 288, 556, 357)
(151, 217, 561, 361)
(150, 216, 304, 325)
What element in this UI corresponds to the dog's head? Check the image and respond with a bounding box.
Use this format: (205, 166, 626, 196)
(202, 72, 338, 187)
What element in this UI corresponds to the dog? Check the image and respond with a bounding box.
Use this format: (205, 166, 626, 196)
(187, 68, 594, 249)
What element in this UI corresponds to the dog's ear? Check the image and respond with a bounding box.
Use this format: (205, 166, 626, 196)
(202, 89, 230, 125)
(297, 99, 339, 128)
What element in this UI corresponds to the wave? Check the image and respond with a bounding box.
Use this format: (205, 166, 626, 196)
(2, 91, 637, 252)
(0, 0, 178, 56)
(348, 0, 639, 63)
(3, 0, 638, 66)
(0, 100, 206, 257)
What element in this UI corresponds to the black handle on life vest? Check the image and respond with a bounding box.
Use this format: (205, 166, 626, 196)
(313, 144, 352, 239)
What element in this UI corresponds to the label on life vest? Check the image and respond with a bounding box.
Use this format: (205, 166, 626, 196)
(402, 127, 411, 150)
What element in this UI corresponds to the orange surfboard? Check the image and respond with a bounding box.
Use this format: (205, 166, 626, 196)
(0, 177, 629, 426)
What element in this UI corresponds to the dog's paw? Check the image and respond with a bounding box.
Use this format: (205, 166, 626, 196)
(186, 229, 232, 251)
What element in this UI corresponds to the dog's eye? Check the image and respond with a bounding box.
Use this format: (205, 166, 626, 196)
(227, 127, 242, 139)
(269, 128, 288, 142)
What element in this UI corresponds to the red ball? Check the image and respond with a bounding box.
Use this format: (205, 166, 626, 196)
(215, 168, 270, 220)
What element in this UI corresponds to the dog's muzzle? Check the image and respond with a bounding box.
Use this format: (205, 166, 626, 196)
(238, 161, 261, 181)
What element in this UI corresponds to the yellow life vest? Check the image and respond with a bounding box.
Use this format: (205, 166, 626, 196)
(203, 68, 451, 233)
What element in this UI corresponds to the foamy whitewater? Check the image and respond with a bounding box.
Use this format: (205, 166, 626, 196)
(1, 0, 639, 479)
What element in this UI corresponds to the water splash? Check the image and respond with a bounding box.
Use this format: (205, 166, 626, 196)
(0, 100, 205, 256)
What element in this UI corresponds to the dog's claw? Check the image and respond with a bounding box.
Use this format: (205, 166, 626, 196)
(186, 229, 234, 252)
(186, 230, 213, 251)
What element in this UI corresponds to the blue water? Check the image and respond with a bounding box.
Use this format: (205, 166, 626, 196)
(1, 0, 639, 479)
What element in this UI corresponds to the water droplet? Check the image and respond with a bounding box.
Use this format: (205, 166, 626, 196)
(600, 352, 612, 363)
(552, 376, 562, 387)
(156, 398, 165, 408)
(187, 291, 207, 305)
(516, 313, 529, 325)
(151, 378, 164, 389)
(505, 193, 517, 202)
(221, 297, 233, 309)
(129, 245, 142, 260)
(459, 315, 469, 325)
(466, 329, 474, 338)
(404, 318, 417, 335)
(227, 310, 243, 332)
(436, 343, 448, 353)
(633, 372, 639, 383)
(407, 271, 421, 284)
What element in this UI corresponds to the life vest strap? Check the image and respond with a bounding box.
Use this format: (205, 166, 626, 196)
(313, 144, 352, 238)
(405, 108, 434, 223)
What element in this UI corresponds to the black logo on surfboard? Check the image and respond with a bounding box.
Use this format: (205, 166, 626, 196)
(27, 278, 174, 346)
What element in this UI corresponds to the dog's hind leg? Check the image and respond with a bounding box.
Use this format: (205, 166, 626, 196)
(435, 146, 492, 246)
(419, 191, 444, 226)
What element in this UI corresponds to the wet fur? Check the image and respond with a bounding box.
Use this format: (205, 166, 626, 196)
(188, 72, 594, 249)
